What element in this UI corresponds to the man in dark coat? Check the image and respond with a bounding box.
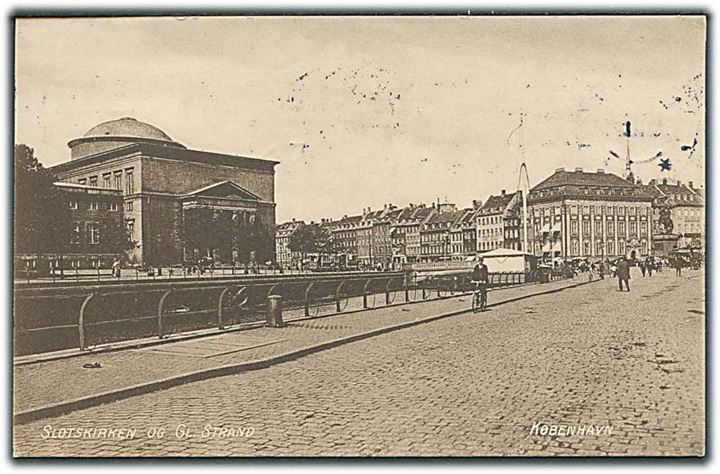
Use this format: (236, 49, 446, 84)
(617, 256, 631, 291)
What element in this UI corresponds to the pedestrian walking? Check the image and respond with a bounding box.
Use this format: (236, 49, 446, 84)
(111, 258, 121, 279)
(640, 260, 646, 277)
(617, 256, 631, 292)
(674, 257, 683, 277)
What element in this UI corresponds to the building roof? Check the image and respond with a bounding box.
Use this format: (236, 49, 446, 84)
(339, 215, 362, 224)
(478, 192, 517, 215)
(636, 183, 664, 199)
(82, 117, 178, 143)
(459, 208, 478, 226)
(185, 180, 262, 201)
(532, 169, 635, 191)
(411, 206, 435, 220)
(277, 220, 304, 230)
(655, 182, 698, 197)
(276, 220, 304, 237)
(529, 168, 653, 203)
(426, 209, 465, 226)
(50, 142, 279, 174)
(638, 179, 704, 207)
(482, 248, 533, 257)
(53, 181, 123, 195)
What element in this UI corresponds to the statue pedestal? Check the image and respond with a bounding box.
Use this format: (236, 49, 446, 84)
(652, 234, 680, 258)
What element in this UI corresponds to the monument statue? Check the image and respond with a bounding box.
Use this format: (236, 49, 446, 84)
(658, 207, 674, 234)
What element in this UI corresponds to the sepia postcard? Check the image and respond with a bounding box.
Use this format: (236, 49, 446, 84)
(11, 14, 706, 458)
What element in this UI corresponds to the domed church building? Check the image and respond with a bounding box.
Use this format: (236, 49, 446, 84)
(51, 117, 278, 267)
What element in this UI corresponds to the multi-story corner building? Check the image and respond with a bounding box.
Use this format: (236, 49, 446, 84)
(526, 168, 654, 261)
(53, 182, 125, 268)
(275, 219, 304, 269)
(476, 190, 523, 252)
(50, 117, 278, 266)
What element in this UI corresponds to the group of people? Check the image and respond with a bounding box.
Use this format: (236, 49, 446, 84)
(638, 257, 661, 277)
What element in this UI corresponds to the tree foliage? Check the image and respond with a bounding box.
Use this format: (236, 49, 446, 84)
(14, 144, 72, 254)
(100, 217, 136, 254)
(288, 223, 335, 256)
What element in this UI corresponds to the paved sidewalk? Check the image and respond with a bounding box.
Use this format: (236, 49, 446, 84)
(14, 276, 591, 421)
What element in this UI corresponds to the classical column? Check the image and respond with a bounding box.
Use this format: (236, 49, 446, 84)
(590, 203, 595, 258)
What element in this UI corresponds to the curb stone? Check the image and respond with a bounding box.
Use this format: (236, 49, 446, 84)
(14, 278, 595, 425)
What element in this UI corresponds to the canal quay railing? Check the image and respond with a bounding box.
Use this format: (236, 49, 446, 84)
(14, 270, 537, 357)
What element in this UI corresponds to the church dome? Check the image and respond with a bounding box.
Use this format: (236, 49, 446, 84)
(68, 117, 185, 160)
(83, 117, 176, 142)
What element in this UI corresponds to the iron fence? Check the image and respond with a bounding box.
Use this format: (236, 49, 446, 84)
(14, 270, 533, 356)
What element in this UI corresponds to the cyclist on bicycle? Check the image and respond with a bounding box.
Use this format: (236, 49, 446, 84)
(471, 256, 489, 311)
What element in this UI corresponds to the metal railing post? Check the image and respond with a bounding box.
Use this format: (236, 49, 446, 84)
(78, 292, 96, 351)
(157, 289, 173, 339)
(218, 286, 233, 330)
(335, 281, 345, 312)
(385, 279, 391, 305)
(304, 282, 315, 317)
(363, 279, 372, 308)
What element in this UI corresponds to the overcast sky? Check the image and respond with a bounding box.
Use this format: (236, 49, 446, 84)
(15, 16, 705, 222)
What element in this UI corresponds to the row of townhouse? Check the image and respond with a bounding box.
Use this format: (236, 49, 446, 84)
(276, 168, 705, 269)
(275, 201, 482, 269)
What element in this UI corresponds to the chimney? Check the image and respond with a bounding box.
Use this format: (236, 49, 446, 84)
(689, 181, 694, 189)
(662, 178, 668, 185)
(649, 179, 657, 185)
(555, 167, 565, 172)
(597, 168, 604, 173)
(292, 218, 296, 222)
(501, 189, 506, 196)
(574, 167, 583, 172)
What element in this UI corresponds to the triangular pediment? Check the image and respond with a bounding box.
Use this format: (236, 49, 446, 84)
(186, 181, 262, 201)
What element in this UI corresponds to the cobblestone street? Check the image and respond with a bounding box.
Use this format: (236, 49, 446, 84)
(13, 269, 704, 457)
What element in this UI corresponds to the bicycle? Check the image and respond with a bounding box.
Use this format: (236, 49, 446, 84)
(471, 280, 487, 312)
